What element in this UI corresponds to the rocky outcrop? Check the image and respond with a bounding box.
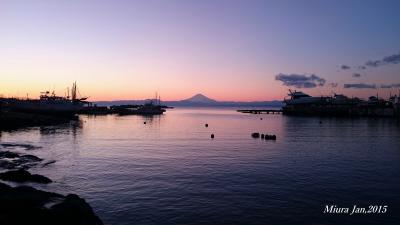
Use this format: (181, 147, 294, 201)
(0, 182, 103, 225)
(0, 151, 42, 170)
(0, 169, 52, 184)
(0, 143, 41, 151)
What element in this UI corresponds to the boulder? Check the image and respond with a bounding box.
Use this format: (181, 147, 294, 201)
(0, 182, 103, 225)
(0, 151, 43, 170)
(0, 169, 52, 184)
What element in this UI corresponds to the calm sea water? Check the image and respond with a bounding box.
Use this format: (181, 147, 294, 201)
(1, 107, 399, 225)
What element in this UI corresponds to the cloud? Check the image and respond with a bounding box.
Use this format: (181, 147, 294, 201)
(380, 83, 400, 88)
(365, 52, 400, 67)
(344, 83, 376, 89)
(365, 60, 381, 67)
(275, 73, 326, 88)
(341, 65, 351, 70)
(352, 73, 361, 78)
(329, 82, 338, 88)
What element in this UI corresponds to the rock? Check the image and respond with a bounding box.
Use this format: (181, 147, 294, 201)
(211, 134, 215, 139)
(42, 160, 56, 167)
(1, 143, 41, 151)
(0, 182, 103, 225)
(19, 154, 42, 162)
(205, 123, 208, 127)
(49, 194, 104, 225)
(0, 151, 43, 170)
(261, 134, 265, 139)
(0, 169, 52, 184)
(251, 132, 260, 138)
(0, 160, 18, 169)
(0, 151, 20, 158)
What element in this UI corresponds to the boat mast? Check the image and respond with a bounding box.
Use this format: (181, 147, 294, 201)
(71, 82, 77, 101)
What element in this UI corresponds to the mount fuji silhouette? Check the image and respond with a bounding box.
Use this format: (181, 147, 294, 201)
(182, 94, 218, 104)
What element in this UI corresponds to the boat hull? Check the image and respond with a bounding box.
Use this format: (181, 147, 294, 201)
(7, 99, 83, 116)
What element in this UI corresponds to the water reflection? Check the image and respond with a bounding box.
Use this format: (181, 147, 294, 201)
(0, 108, 399, 225)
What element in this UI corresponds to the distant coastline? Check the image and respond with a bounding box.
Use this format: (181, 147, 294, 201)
(94, 93, 284, 107)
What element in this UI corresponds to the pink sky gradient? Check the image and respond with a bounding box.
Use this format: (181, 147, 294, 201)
(1, 0, 399, 101)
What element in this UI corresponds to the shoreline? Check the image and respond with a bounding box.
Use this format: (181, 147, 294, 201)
(0, 117, 103, 225)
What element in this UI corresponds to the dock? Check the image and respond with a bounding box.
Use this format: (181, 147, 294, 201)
(237, 109, 283, 114)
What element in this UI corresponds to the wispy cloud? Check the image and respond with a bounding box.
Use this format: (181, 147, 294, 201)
(352, 73, 361, 78)
(275, 73, 326, 88)
(329, 82, 338, 88)
(381, 83, 400, 88)
(341, 65, 351, 70)
(365, 52, 400, 67)
(344, 83, 377, 89)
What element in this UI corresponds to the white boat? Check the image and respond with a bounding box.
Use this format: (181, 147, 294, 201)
(284, 90, 327, 105)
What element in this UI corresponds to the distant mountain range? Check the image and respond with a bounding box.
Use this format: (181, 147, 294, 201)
(95, 93, 283, 107)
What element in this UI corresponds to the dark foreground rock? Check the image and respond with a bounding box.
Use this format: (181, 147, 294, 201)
(0, 169, 52, 184)
(0, 143, 41, 151)
(0, 182, 103, 225)
(0, 151, 42, 170)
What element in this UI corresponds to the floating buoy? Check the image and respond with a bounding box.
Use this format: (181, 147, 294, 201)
(251, 132, 260, 138)
(144, 122, 146, 124)
(265, 134, 277, 140)
(211, 134, 215, 139)
(319, 121, 322, 124)
(260, 118, 263, 120)
(205, 123, 209, 127)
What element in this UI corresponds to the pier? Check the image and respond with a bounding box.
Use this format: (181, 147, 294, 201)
(237, 109, 283, 114)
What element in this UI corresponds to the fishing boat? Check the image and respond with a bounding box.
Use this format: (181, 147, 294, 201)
(118, 101, 166, 115)
(117, 93, 166, 115)
(6, 82, 87, 116)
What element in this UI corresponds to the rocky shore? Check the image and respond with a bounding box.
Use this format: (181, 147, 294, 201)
(0, 137, 103, 225)
(0, 182, 103, 225)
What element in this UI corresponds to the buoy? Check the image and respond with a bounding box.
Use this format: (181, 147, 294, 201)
(261, 134, 265, 139)
(265, 134, 276, 140)
(211, 134, 215, 139)
(205, 123, 209, 127)
(251, 132, 260, 138)
(260, 118, 263, 120)
(144, 122, 146, 124)
(319, 121, 322, 124)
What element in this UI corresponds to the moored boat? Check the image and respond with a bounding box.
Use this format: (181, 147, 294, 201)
(5, 82, 87, 116)
(118, 101, 165, 115)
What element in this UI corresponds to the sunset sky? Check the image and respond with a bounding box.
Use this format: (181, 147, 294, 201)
(1, 0, 400, 101)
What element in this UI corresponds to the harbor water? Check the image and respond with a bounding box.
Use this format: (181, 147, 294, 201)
(1, 107, 399, 225)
